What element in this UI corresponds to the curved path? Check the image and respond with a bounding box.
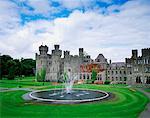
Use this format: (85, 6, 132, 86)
(137, 88, 150, 118)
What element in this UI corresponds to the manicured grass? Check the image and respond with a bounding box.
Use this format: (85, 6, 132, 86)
(0, 77, 51, 88)
(144, 88, 150, 93)
(0, 77, 149, 118)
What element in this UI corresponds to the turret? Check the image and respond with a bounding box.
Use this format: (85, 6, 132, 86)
(54, 45, 60, 50)
(142, 48, 150, 57)
(64, 51, 70, 58)
(109, 59, 112, 64)
(52, 44, 62, 57)
(39, 45, 48, 55)
(79, 48, 84, 57)
(132, 49, 138, 59)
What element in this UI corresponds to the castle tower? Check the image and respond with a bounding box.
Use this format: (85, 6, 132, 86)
(79, 48, 84, 57)
(52, 45, 62, 57)
(39, 45, 48, 55)
(64, 51, 70, 58)
(36, 45, 49, 80)
(142, 48, 150, 57)
(132, 50, 138, 59)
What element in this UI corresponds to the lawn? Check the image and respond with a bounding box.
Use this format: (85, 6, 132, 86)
(144, 88, 150, 93)
(0, 77, 149, 118)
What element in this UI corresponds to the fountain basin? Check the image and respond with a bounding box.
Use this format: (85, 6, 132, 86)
(29, 89, 110, 104)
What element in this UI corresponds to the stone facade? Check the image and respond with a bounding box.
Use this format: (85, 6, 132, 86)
(36, 44, 108, 82)
(125, 48, 150, 85)
(107, 61, 127, 84)
(36, 45, 150, 85)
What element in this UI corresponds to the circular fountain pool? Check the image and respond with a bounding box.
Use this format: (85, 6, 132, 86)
(29, 89, 110, 104)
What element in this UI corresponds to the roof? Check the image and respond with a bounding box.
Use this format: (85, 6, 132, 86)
(95, 54, 107, 63)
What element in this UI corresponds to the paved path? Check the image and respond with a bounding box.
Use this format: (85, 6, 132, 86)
(0, 87, 34, 92)
(136, 88, 150, 118)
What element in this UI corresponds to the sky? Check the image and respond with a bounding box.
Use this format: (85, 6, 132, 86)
(0, 0, 150, 62)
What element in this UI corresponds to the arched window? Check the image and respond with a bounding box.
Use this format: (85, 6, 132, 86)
(136, 76, 142, 83)
(146, 77, 150, 84)
(120, 77, 122, 81)
(87, 74, 89, 80)
(83, 74, 86, 79)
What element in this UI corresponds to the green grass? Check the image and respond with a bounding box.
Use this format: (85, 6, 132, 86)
(144, 88, 150, 93)
(0, 77, 149, 118)
(0, 77, 51, 88)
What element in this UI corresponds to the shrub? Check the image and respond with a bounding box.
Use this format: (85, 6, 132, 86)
(86, 80, 93, 84)
(91, 69, 97, 83)
(104, 80, 111, 85)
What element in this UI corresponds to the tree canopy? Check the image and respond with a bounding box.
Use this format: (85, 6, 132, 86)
(0, 54, 35, 80)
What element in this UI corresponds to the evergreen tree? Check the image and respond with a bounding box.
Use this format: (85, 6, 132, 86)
(91, 69, 97, 83)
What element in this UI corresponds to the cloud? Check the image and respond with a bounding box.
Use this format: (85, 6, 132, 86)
(53, 0, 91, 10)
(0, 0, 150, 62)
(0, 0, 20, 35)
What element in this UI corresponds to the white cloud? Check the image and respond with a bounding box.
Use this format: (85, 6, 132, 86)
(53, 0, 92, 10)
(0, 0, 150, 62)
(0, 0, 20, 35)
(27, 0, 50, 14)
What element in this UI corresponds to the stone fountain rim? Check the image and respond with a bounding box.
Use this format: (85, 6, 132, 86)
(29, 88, 110, 103)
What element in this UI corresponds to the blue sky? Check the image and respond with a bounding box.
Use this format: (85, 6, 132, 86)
(0, 0, 150, 61)
(10, 0, 129, 24)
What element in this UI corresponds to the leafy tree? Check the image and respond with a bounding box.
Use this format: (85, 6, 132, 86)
(13, 59, 21, 76)
(1, 55, 13, 77)
(7, 60, 16, 80)
(91, 69, 97, 83)
(21, 58, 35, 76)
(1, 54, 36, 79)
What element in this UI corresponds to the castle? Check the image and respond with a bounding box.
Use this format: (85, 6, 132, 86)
(36, 45, 150, 85)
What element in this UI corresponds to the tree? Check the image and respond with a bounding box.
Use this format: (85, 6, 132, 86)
(13, 59, 21, 76)
(1, 55, 13, 77)
(1, 54, 36, 79)
(91, 69, 97, 83)
(20, 58, 35, 76)
(7, 60, 16, 80)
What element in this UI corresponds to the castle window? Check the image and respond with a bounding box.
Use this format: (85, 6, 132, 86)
(112, 77, 114, 81)
(146, 77, 150, 84)
(87, 75, 89, 80)
(124, 77, 127, 81)
(134, 67, 138, 72)
(124, 71, 126, 74)
(112, 71, 114, 75)
(83, 74, 86, 79)
(116, 77, 118, 81)
(80, 74, 82, 79)
(120, 77, 122, 81)
(116, 71, 118, 74)
(120, 71, 122, 74)
(136, 76, 141, 83)
(108, 71, 110, 75)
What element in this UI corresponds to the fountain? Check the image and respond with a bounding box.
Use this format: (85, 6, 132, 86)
(29, 69, 110, 104)
(64, 69, 78, 94)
